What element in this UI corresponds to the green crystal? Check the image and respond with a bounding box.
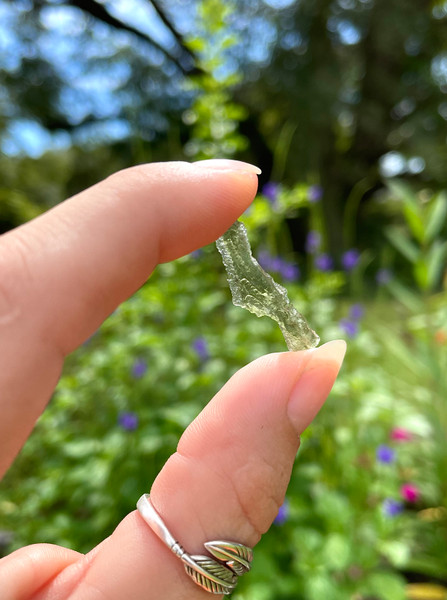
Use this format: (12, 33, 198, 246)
(216, 221, 319, 351)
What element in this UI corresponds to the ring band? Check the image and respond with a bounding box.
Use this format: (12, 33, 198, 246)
(136, 494, 253, 595)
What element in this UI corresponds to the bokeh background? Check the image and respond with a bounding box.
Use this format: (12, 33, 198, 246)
(0, 1, 446, 598)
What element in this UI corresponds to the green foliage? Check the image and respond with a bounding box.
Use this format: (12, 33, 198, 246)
(3, 0, 447, 255)
(1, 2, 447, 598)
(183, 0, 248, 159)
(385, 180, 447, 294)
(0, 144, 135, 232)
(1, 179, 446, 598)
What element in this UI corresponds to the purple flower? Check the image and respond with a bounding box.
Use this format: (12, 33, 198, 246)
(376, 268, 392, 285)
(192, 337, 209, 361)
(315, 253, 333, 271)
(131, 359, 147, 379)
(339, 318, 359, 338)
(376, 445, 396, 464)
(349, 303, 365, 321)
(308, 185, 323, 203)
(118, 411, 138, 431)
(280, 262, 300, 282)
(190, 249, 203, 259)
(257, 249, 274, 271)
(271, 256, 284, 272)
(305, 230, 321, 254)
(262, 182, 280, 205)
(274, 500, 289, 525)
(382, 498, 404, 518)
(258, 252, 300, 281)
(342, 249, 360, 271)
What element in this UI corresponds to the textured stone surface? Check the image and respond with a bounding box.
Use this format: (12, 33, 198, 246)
(216, 221, 319, 351)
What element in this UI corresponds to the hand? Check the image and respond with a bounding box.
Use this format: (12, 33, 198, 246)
(0, 159, 346, 599)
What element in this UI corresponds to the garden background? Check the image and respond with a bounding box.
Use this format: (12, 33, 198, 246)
(0, 0, 446, 598)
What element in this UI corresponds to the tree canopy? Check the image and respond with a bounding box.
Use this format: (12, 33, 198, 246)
(1, 0, 447, 251)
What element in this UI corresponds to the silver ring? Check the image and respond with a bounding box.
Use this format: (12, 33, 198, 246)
(136, 494, 253, 595)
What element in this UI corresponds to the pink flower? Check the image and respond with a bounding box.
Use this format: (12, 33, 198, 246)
(401, 483, 420, 503)
(390, 427, 413, 441)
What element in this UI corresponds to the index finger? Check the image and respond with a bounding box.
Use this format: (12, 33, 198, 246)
(0, 159, 259, 476)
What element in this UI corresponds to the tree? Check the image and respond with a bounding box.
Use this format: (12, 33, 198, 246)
(234, 0, 447, 254)
(1, 0, 447, 254)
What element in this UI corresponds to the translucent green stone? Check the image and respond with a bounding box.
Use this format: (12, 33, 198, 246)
(216, 221, 319, 351)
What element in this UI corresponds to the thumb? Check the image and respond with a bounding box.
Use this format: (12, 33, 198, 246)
(11, 340, 346, 599)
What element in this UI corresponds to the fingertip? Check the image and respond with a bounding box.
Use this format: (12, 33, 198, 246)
(192, 158, 262, 175)
(101, 160, 259, 262)
(287, 340, 347, 433)
(310, 339, 347, 366)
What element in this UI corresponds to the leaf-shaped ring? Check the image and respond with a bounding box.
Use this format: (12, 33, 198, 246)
(137, 494, 253, 595)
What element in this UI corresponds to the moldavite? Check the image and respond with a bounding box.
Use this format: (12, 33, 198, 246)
(216, 221, 319, 351)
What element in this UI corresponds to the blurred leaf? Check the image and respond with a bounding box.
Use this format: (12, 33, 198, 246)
(404, 204, 426, 245)
(323, 533, 351, 570)
(365, 571, 407, 600)
(387, 180, 419, 210)
(386, 279, 424, 312)
(408, 555, 447, 581)
(385, 227, 420, 264)
(314, 489, 352, 529)
(378, 540, 410, 568)
(427, 240, 447, 291)
(0, 189, 44, 227)
(387, 180, 424, 243)
(293, 527, 324, 554)
(425, 192, 447, 244)
(374, 322, 418, 375)
(305, 575, 339, 600)
(187, 38, 206, 52)
(415, 257, 430, 291)
(63, 440, 102, 459)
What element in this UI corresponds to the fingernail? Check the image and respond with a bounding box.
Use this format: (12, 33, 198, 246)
(192, 159, 262, 175)
(287, 340, 347, 434)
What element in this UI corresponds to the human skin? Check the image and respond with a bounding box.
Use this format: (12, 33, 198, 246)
(0, 159, 346, 599)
